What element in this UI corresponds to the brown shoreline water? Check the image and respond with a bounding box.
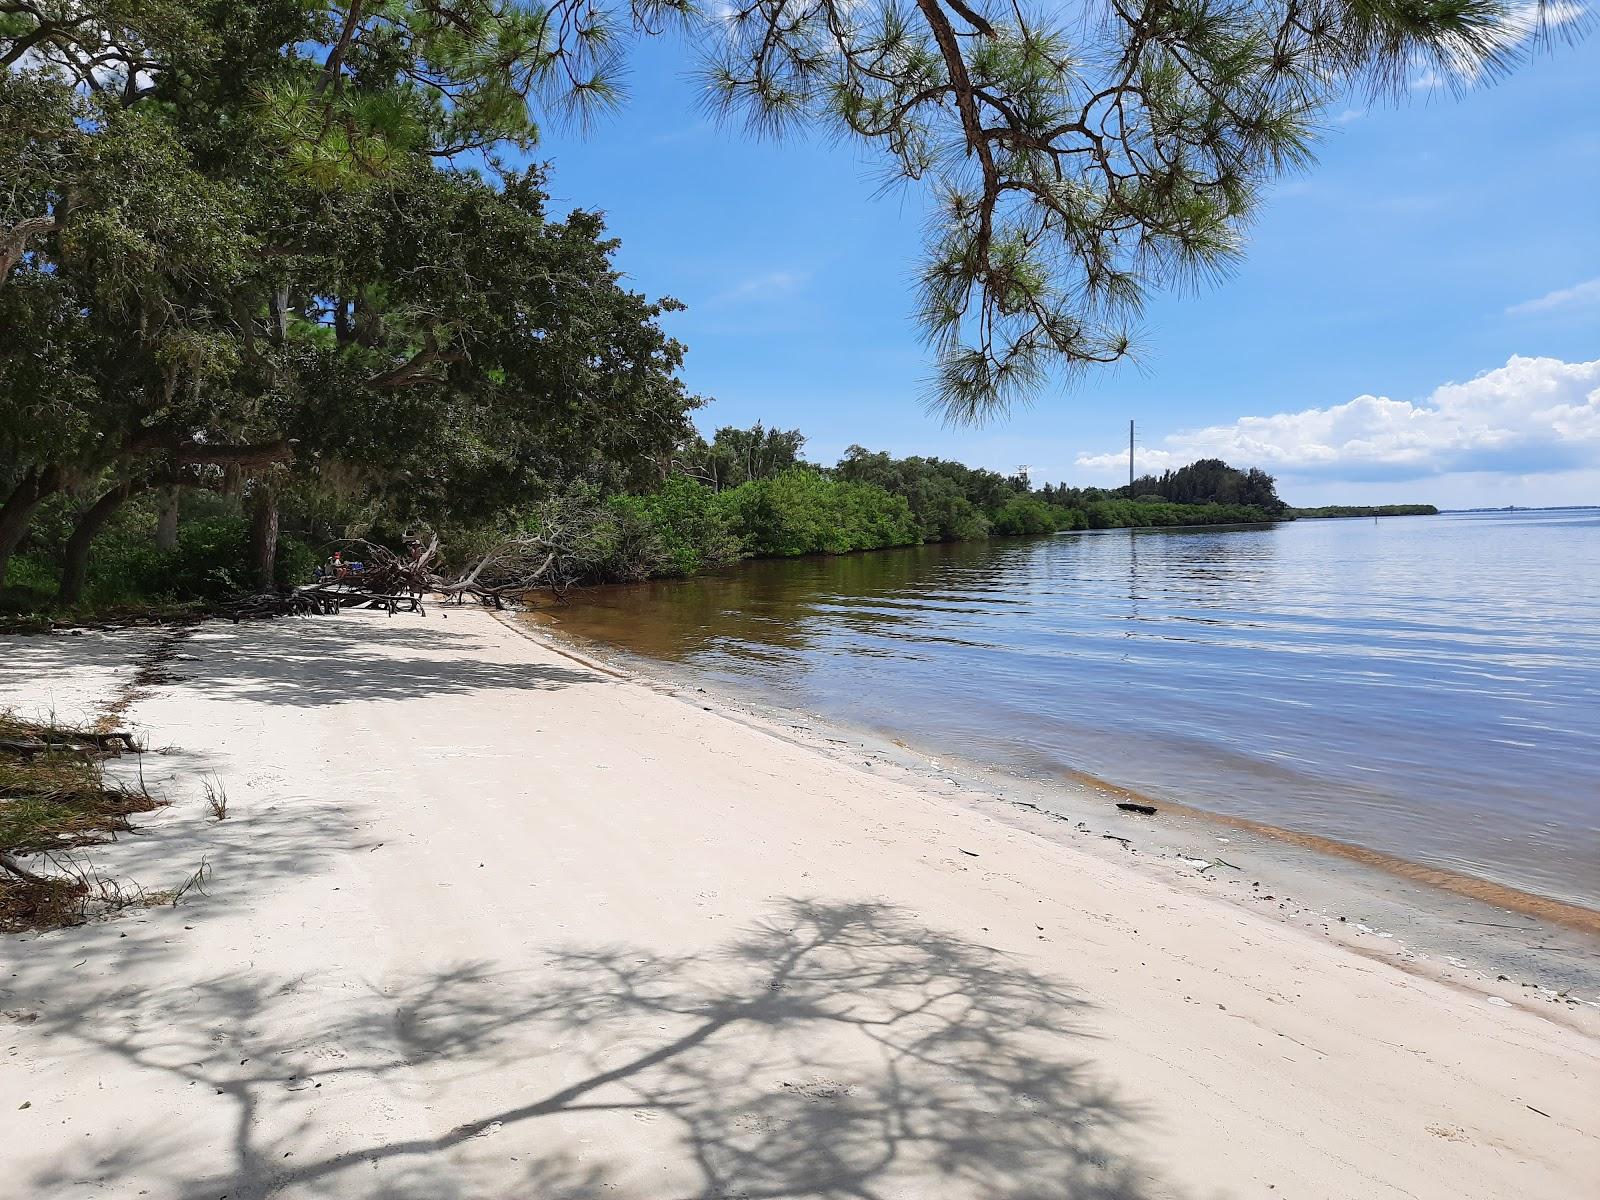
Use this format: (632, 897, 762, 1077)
(1048, 768, 1600, 936)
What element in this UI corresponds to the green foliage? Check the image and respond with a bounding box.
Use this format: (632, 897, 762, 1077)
(605, 476, 741, 577)
(2, 0, 1528, 434)
(84, 516, 319, 604)
(1, 5, 699, 605)
(1126, 459, 1287, 514)
(713, 470, 922, 557)
(0, 553, 55, 606)
(1083, 498, 1280, 529)
(833, 446, 1021, 541)
(990, 498, 1082, 536)
(676, 423, 806, 491)
(4, 516, 317, 612)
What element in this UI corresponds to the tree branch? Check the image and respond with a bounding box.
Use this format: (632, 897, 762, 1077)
(172, 440, 296, 469)
(364, 332, 465, 389)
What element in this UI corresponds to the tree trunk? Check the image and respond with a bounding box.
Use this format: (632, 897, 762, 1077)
(249, 486, 278, 590)
(58, 478, 150, 605)
(154, 487, 180, 551)
(0, 465, 63, 589)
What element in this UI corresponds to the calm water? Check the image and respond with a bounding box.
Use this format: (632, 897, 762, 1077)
(544, 511, 1600, 908)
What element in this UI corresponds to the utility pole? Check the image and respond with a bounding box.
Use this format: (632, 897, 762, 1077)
(1128, 420, 1135, 490)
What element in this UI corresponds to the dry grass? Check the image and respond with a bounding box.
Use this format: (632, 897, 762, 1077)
(0, 710, 168, 931)
(203, 775, 228, 820)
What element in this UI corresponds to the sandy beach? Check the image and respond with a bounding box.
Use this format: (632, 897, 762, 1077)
(2, 607, 1596, 1199)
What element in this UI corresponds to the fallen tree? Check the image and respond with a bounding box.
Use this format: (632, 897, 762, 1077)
(224, 505, 613, 620)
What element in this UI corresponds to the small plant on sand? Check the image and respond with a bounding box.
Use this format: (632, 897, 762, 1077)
(203, 775, 228, 820)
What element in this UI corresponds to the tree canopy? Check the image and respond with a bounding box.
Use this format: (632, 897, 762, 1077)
(0, 0, 1572, 603)
(5, 0, 1571, 421)
(0, 4, 699, 596)
(1126, 457, 1286, 512)
(676, 422, 807, 491)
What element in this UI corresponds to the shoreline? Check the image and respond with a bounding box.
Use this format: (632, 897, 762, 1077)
(2, 609, 1596, 1198)
(519, 609, 1600, 1001)
(520, 512, 1600, 923)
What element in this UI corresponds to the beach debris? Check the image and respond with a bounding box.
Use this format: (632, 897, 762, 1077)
(1527, 1105, 1551, 1118)
(1176, 856, 1211, 870)
(1101, 834, 1131, 846)
(957, 848, 979, 857)
(1115, 802, 1157, 816)
(1486, 996, 1512, 1008)
(0, 727, 139, 759)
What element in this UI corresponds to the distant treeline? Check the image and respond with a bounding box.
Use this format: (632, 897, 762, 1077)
(1288, 504, 1439, 518)
(550, 432, 1307, 583)
(2, 416, 1429, 611)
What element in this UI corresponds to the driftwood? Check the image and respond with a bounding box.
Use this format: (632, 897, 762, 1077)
(0, 728, 139, 759)
(225, 589, 337, 620)
(309, 588, 425, 616)
(329, 517, 598, 610)
(0, 851, 52, 885)
(225, 587, 423, 620)
(228, 512, 602, 621)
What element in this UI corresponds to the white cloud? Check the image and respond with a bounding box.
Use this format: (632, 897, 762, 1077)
(706, 269, 811, 306)
(1506, 276, 1600, 317)
(1076, 356, 1600, 483)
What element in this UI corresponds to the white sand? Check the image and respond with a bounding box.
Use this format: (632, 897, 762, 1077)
(2, 608, 1595, 1199)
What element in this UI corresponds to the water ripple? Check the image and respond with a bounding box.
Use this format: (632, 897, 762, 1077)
(550, 510, 1600, 908)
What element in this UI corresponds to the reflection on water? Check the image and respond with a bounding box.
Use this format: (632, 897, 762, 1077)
(543, 510, 1600, 908)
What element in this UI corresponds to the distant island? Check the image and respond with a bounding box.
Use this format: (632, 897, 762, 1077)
(1288, 504, 1439, 519)
(1440, 505, 1599, 514)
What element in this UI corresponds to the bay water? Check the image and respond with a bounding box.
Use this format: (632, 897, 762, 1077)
(542, 510, 1600, 909)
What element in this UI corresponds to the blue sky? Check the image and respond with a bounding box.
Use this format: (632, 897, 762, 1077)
(533, 25, 1599, 508)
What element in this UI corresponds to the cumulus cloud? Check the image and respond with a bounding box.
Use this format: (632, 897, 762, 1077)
(1077, 356, 1600, 482)
(1506, 276, 1600, 317)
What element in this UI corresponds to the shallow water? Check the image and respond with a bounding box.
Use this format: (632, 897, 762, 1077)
(542, 510, 1600, 908)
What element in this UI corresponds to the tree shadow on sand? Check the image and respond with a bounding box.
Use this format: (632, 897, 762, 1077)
(177, 616, 603, 708)
(23, 898, 1176, 1199)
